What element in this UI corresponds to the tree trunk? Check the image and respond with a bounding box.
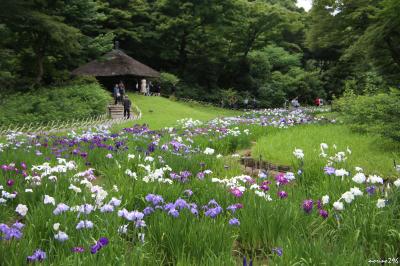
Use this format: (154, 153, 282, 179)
(178, 31, 188, 75)
(243, 27, 260, 58)
(385, 36, 400, 68)
(35, 52, 45, 85)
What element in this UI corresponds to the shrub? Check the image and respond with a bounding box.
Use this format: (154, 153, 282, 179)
(160, 72, 180, 95)
(0, 80, 111, 126)
(220, 88, 239, 108)
(335, 89, 400, 141)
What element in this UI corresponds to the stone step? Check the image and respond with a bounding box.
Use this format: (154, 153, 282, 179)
(108, 104, 134, 119)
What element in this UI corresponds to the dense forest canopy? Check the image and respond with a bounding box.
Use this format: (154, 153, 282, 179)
(0, 0, 399, 106)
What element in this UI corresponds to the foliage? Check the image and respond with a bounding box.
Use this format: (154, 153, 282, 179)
(220, 88, 240, 107)
(306, 0, 399, 97)
(0, 0, 113, 86)
(248, 46, 324, 107)
(0, 0, 398, 104)
(159, 72, 180, 95)
(335, 89, 400, 141)
(0, 81, 111, 126)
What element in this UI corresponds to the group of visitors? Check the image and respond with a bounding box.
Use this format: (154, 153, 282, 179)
(113, 81, 131, 119)
(289, 97, 325, 108)
(136, 79, 161, 96)
(113, 82, 126, 104)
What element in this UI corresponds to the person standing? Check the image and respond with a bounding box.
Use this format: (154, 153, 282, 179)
(119, 82, 126, 101)
(123, 96, 131, 119)
(291, 97, 300, 108)
(156, 83, 161, 96)
(314, 98, 321, 107)
(146, 82, 150, 96)
(148, 81, 153, 96)
(141, 79, 147, 95)
(113, 84, 120, 105)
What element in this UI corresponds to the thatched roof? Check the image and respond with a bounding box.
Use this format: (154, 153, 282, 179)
(72, 49, 160, 78)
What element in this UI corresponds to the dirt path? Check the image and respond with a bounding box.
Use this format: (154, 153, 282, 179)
(237, 142, 293, 177)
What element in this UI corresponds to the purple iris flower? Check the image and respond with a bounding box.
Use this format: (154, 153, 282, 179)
(174, 198, 189, 210)
(278, 191, 288, 199)
(190, 207, 198, 216)
(205, 206, 223, 218)
(100, 204, 114, 213)
(275, 173, 288, 186)
(12, 222, 25, 230)
(91, 237, 109, 254)
(72, 247, 85, 253)
(207, 199, 219, 206)
(260, 183, 270, 191)
(1, 222, 24, 240)
(243, 256, 253, 266)
(366, 186, 376, 195)
(90, 243, 101, 254)
(179, 171, 192, 182)
(197, 172, 205, 180)
(302, 199, 313, 214)
(319, 209, 329, 219)
(3, 227, 22, 240)
(143, 207, 154, 216)
(168, 208, 179, 218)
(147, 143, 156, 153)
(170, 173, 181, 180)
(135, 220, 146, 228)
(230, 188, 243, 198)
(324, 166, 335, 175)
(145, 194, 164, 206)
(227, 203, 243, 213)
(163, 203, 175, 211)
(184, 189, 193, 196)
(27, 249, 46, 262)
(98, 237, 109, 246)
(161, 144, 169, 150)
(6, 179, 14, 187)
(229, 218, 240, 226)
(272, 247, 283, 257)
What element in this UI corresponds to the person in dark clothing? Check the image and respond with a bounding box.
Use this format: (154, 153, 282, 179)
(119, 82, 126, 101)
(123, 96, 131, 119)
(113, 84, 120, 105)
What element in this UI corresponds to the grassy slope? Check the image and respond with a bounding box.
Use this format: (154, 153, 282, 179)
(252, 123, 400, 176)
(114, 93, 241, 130)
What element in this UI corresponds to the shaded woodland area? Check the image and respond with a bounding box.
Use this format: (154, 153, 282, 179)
(0, 0, 399, 106)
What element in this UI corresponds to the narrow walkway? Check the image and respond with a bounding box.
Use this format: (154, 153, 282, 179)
(238, 143, 293, 177)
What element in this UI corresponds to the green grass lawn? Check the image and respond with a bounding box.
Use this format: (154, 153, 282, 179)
(114, 93, 241, 130)
(252, 123, 400, 177)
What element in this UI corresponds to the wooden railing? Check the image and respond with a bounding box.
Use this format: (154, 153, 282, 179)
(0, 104, 142, 136)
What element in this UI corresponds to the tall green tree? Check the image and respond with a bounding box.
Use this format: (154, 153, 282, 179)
(0, 0, 112, 86)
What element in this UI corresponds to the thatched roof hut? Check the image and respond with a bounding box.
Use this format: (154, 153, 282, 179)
(72, 49, 160, 78)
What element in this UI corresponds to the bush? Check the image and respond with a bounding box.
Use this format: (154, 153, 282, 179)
(335, 89, 400, 141)
(160, 72, 180, 95)
(0, 80, 111, 126)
